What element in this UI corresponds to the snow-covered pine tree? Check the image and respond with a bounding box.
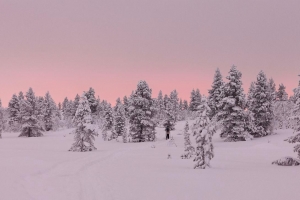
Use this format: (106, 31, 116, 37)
(249, 71, 274, 137)
(19, 88, 44, 137)
(129, 80, 157, 142)
(123, 96, 130, 119)
(246, 82, 256, 109)
(156, 91, 165, 123)
(181, 121, 195, 159)
(18, 91, 24, 101)
(72, 94, 80, 117)
(276, 84, 288, 101)
(102, 103, 114, 141)
(170, 90, 180, 122)
(208, 68, 224, 119)
(113, 98, 127, 142)
(268, 78, 277, 102)
(85, 87, 98, 114)
(0, 100, 4, 138)
(8, 94, 21, 131)
(189, 89, 202, 112)
(218, 65, 251, 141)
(163, 97, 176, 130)
(192, 97, 214, 169)
(183, 100, 189, 110)
(69, 93, 98, 152)
(43, 92, 57, 131)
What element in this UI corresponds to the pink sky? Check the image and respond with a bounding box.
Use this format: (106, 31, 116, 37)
(0, 0, 300, 106)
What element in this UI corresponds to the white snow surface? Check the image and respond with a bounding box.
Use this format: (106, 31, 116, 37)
(1, 121, 300, 200)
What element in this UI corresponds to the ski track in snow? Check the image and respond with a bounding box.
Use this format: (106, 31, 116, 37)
(1, 121, 300, 200)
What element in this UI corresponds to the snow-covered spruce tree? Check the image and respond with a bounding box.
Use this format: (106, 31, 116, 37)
(246, 82, 256, 109)
(156, 91, 165, 123)
(85, 87, 98, 114)
(102, 104, 114, 141)
(189, 89, 202, 112)
(69, 93, 98, 152)
(113, 98, 127, 142)
(163, 97, 176, 130)
(192, 97, 215, 169)
(218, 65, 251, 141)
(170, 90, 180, 122)
(0, 100, 4, 138)
(18, 91, 24, 101)
(7, 94, 21, 131)
(268, 78, 277, 102)
(123, 96, 130, 119)
(43, 92, 57, 131)
(181, 121, 195, 159)
(248, 71, 274, 137)
(71, 94, 80, 117)
(208, 68, 224, 119)
(129, 80, 157, 142)
(19, 88, 44, 137)
(276, 83, 288, 101)
(62, 97, 69, 116)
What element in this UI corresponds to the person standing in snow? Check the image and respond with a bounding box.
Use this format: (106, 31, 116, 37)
(165, 126, 170, 140)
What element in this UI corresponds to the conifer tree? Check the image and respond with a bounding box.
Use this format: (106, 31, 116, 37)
(190, 89, 202, 112)
(208, 68, 224, 118)
(8, 94, 21, 131)
(268, 78, 277, 102)
(19, 88, 44, 137)
(218, 66, 250, 141)
(249, 71, 274, 137)
(72, 94, 80, 117)
(123, 96, 130, 119)
(113, 98, 127, 142)
(170, 90, 180, 122)
(129, 80, 157, 142)
(85, 87, 98, 114)
(43, 92, 57, 131)
(18, 91, 24, 101)
(181, 121, 195, 159)
(0, 100, 4, 138)
(276, 83, 288, 101)
(69, 93, 98, 152)
(246, 82, 256, 109)
(183, 100, 189, 110)
(163, 98, 176, 130)
(192, 97, 214, 169)
(156, 91, 165, 122)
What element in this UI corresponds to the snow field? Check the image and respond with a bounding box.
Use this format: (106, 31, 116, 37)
(0, 121, 299, 200)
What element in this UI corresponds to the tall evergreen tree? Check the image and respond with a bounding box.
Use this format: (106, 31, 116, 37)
(170, 90, 180, 122)
(43, 92, 57, 131)
(249, 71, 274, 137)
(113, 98, 127, 142)
(85, 87, 98, 114)
(208, 68, 224, 118)
(246, 82, 256, 109)
(181, 121, 195, 159)
(69, 93, 98, 152)
(0, 100, 4, 138)
(8, 94, 21, 131)
(163, 97, 176, 130)
(129, 80, 157, 142)
(276, 83, 288, 101)
(190, 89, 202, 111)
(218, 66, 250, 141)
(72, 94, 80, 117)
(123, 96, 130, 119)
(156, 91, 165, 122)
(19, 88, 43, 137)
(18, 91, 24, 101)
(268, 78, 277, 102)
(192, 97, 214, 169)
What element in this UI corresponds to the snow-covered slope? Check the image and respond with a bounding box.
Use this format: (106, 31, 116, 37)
(0, 121, 299, 200)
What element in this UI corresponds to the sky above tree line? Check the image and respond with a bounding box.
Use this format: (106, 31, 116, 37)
(0, 0, 299, 106)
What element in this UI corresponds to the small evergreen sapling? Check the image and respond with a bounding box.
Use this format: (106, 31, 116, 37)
(181, 121, 195, 159)
(69, 93, 98, 152)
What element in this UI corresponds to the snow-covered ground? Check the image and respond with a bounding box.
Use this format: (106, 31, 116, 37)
(0, 121, 299, 200)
